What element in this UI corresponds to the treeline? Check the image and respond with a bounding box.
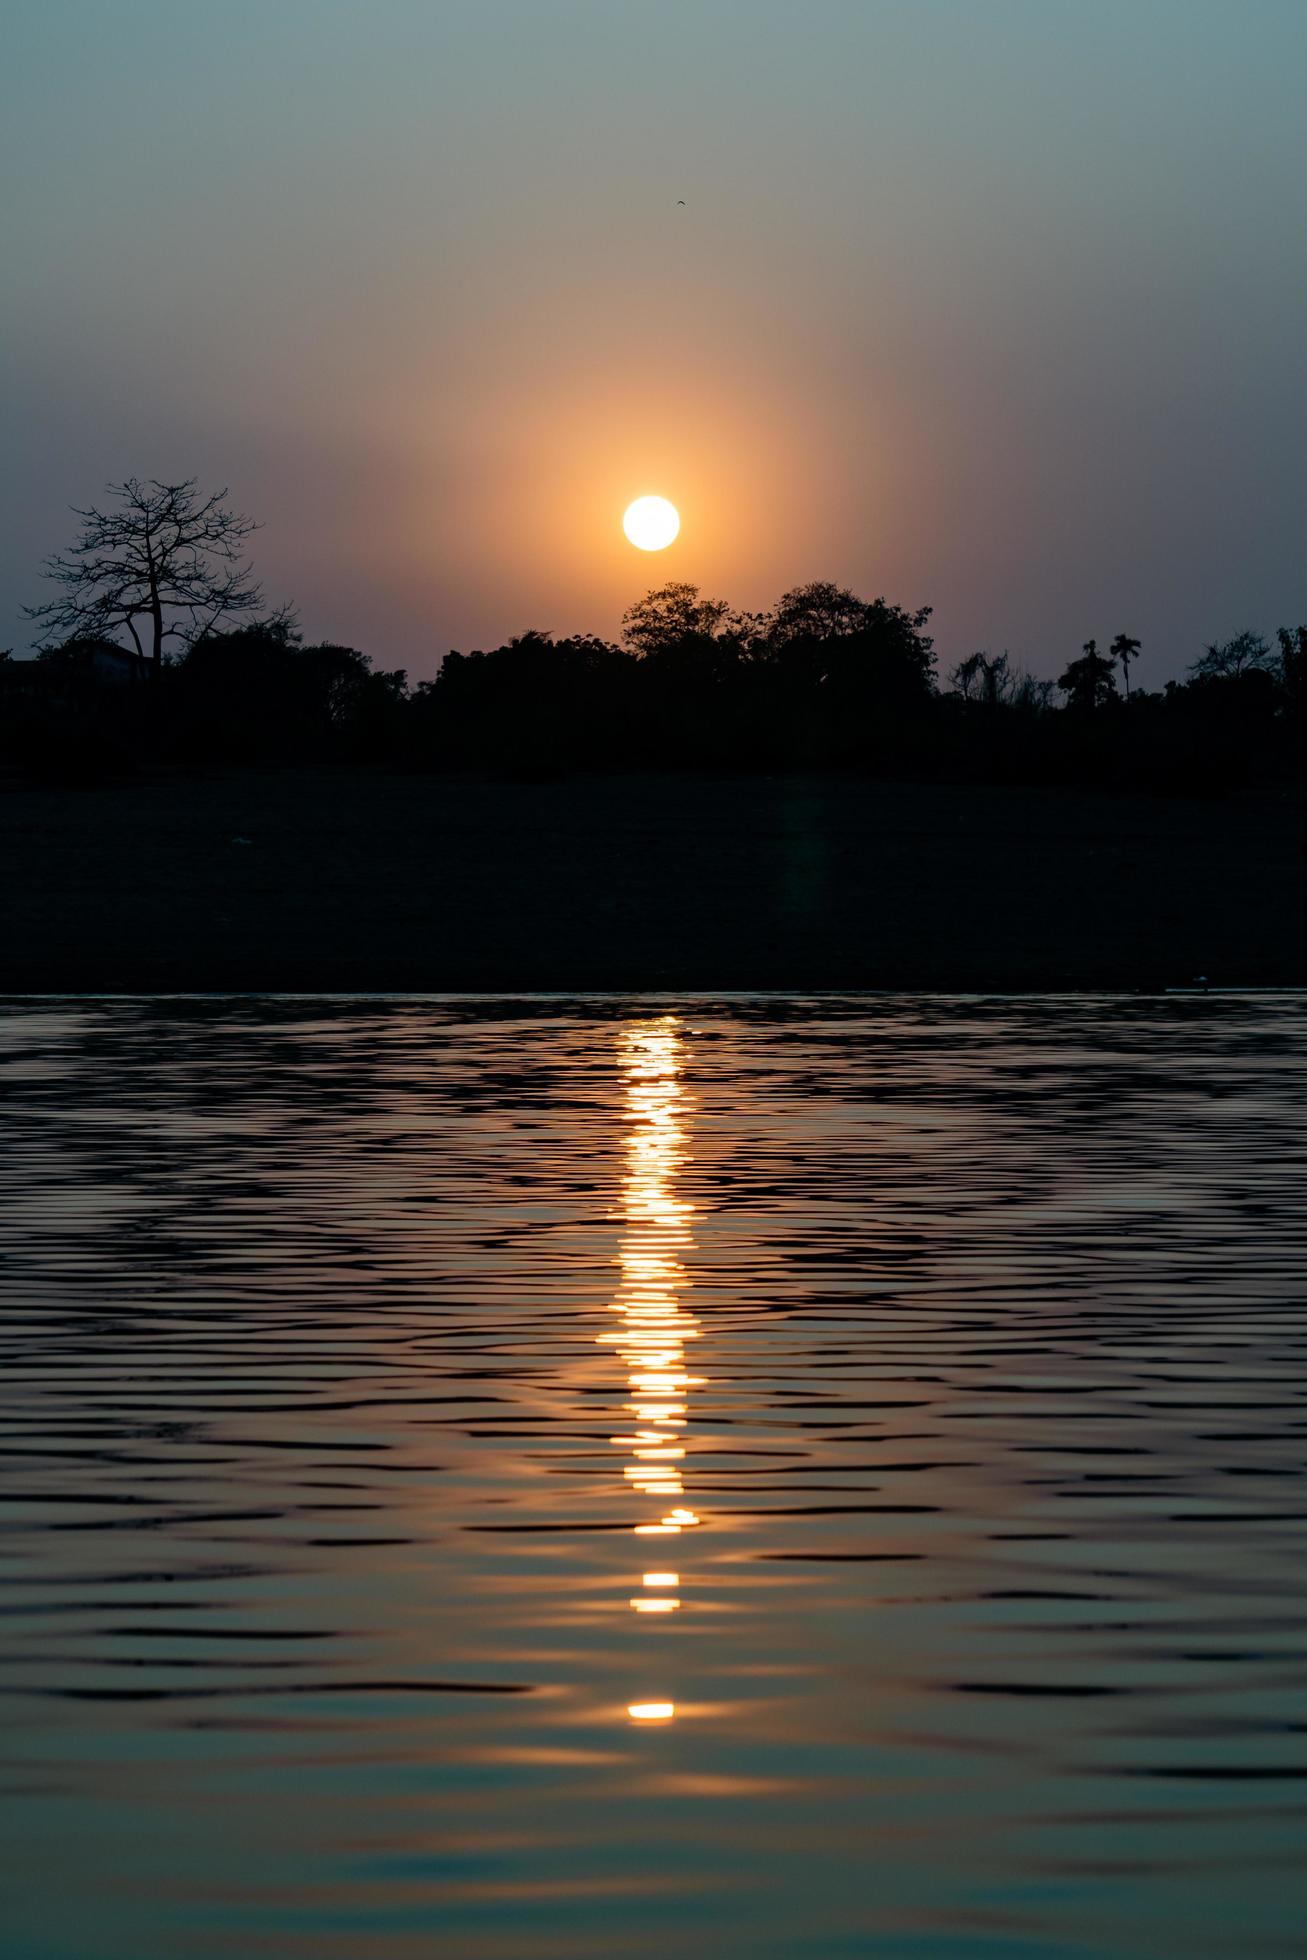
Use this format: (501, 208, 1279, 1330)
(7, 476, 1304, 792)
(4, 579, 1307, 793)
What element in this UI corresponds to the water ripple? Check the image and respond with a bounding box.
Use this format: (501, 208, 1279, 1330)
(1, 994, 1306, 1958)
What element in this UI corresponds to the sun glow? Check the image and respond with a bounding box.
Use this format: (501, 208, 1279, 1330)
(622, 495, 680, 551)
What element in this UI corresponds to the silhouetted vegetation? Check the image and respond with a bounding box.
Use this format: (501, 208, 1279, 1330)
(24, 478, 271, 679)
(5, 490, 1306, 794)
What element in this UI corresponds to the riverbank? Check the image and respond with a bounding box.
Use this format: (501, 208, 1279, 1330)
(2, 769, 1304, 991)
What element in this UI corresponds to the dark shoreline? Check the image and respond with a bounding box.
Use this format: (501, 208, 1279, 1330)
(4, 769, 1306, 993)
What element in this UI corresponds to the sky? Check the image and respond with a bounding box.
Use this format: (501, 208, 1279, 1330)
(3, 0, 1306, 684)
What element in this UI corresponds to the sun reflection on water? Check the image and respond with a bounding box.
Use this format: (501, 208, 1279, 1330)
(603, 1019, 703, 1726)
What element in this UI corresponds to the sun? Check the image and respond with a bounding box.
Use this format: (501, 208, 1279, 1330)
(623, 496, 680, 551)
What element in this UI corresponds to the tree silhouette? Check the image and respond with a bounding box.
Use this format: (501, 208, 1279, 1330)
(761, 584, 935, 709)
(621, 583, 737, 655)
(1110, 633, 1141, 699)
(25, 478, 267, 679)
(1278, 626, 1307, 711)
(12, 506, 1307, 794)
(950, 650, 1010, 705)
(1188, 630, 1276, 683)
(1057, 639, 1118, 712)
(950, 652, 986, 701)
(766, 581, 876, 643)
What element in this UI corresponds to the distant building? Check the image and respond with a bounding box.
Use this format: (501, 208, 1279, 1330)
(35, 638, 151, 686)
(83, 641, 151, 685)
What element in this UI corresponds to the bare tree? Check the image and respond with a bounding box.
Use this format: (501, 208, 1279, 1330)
(950, 650, 1010, 705)
(950, 651, 987, 701)
(1188, 629, 1275, 683)
(25, 478, 266, 678)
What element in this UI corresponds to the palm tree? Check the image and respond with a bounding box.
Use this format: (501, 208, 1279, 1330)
(1110, 634, 1142, 699)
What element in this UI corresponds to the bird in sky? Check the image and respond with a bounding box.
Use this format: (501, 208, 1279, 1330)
(676, 199, 685, 205)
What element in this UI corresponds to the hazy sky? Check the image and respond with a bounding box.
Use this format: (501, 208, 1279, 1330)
(4, 0, 1306, 683)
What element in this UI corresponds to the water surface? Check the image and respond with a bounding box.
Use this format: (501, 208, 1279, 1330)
(2, 996, 1306, 1959)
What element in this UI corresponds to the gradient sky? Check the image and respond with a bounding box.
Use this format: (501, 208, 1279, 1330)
(4, 0, 1306, 683)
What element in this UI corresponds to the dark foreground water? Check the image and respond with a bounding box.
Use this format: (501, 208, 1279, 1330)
(2, 996, 1306, 1960)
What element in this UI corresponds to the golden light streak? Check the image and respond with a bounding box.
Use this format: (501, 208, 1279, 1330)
(602, 1019, 707, 1726)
